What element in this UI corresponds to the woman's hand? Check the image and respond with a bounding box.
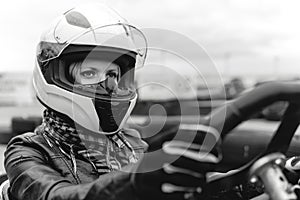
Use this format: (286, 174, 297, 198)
(131, 123, 222, 200)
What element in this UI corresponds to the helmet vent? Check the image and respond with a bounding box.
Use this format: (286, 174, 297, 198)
(65, 11, 91, 29)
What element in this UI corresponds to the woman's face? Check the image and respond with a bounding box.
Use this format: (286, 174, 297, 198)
(70, 58, 120, 85)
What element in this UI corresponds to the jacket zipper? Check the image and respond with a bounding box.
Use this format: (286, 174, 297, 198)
(65, 143, 80, 183)
(43, 133, 81, 184)
(69, 144, 77, 176)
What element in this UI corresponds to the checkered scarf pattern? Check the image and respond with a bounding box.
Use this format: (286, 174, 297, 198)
(39, 109, 138, 174)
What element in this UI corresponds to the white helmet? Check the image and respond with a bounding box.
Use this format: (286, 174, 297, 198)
(33, 3, 147, 134)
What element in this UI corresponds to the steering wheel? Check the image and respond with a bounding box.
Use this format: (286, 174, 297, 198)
(203, 82, 300, 198)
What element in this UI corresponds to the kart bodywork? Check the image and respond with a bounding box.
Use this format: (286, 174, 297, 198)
(127, 82, 300, 199)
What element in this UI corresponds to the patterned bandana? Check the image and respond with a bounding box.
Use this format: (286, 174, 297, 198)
(38, 109, 138, 175)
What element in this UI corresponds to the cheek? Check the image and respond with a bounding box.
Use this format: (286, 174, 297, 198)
(76, 77, 98, 85)
(77, 78, 91, 85)
(75, 73, 106, 85)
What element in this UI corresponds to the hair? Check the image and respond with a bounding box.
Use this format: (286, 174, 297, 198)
(68, 61, 84, 83)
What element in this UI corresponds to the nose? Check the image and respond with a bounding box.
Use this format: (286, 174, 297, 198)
(101, 77, 118, 94)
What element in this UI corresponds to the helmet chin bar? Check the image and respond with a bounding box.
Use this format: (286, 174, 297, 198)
(94, 99, 129, 132)
(93, 95, 137, 134)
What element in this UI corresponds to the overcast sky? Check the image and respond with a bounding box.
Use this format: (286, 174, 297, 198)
(1, 0, 300, 79)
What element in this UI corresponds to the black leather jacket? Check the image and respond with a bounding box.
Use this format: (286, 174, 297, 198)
(4, 128, 147, 200)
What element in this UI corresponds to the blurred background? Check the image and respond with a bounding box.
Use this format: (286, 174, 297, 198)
(1, 0, 300, 172)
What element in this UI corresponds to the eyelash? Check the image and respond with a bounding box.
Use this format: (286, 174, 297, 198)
(80, 70, 118, 79)
(80, 70, 96, 78)
(107, 72, 118, 78)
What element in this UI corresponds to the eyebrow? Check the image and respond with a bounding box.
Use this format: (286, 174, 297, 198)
(80, 66, 98, 71)
(106, 69, 118, 73)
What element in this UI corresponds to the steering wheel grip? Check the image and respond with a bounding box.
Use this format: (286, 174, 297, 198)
(206, 82, 300, 138)
(204, 82, 300, 195)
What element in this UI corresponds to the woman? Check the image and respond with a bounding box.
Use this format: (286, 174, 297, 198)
(4, 3, 219, 200)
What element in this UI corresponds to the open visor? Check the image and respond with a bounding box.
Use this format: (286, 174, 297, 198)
(37, 23, 147, 69)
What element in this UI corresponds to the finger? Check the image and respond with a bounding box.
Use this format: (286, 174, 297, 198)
(161, 183, 202, 194)
(137, 169, 204, 188)
(171, 156, 217, 173)
(163, 163, 204, 179)
(162, 168, 205, 187)
(174, 124, 220, 147)
(162, 140, 221, 162)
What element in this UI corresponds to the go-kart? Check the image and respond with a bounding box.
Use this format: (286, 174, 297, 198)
(128, 81, 300, 200)
(1, 81, 300, 200)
